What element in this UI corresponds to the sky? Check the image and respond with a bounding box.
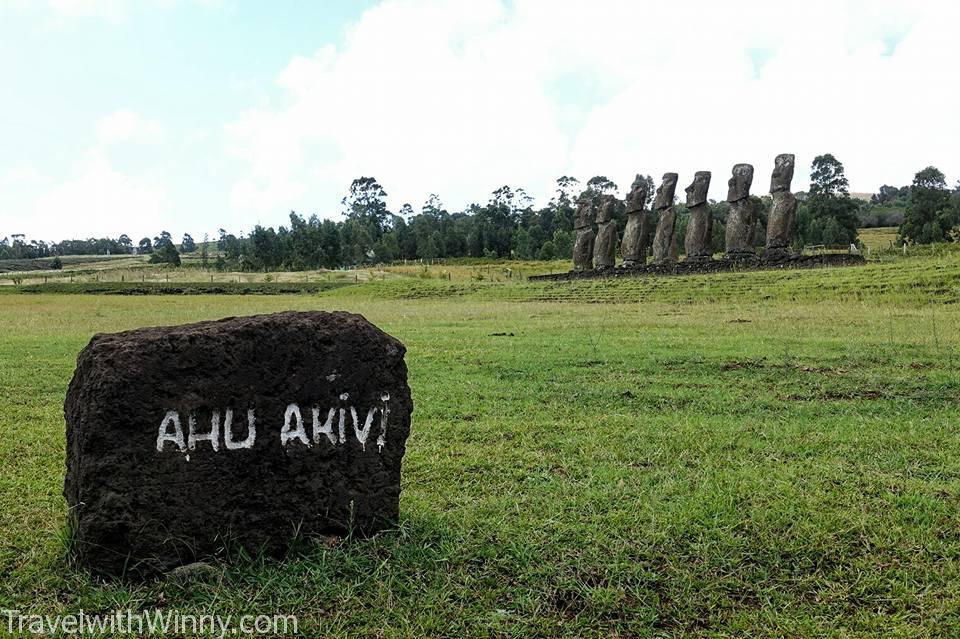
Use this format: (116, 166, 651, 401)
(1, 0, 958, 243)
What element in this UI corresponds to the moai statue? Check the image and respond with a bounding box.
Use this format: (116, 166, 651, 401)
(593, 195, 618, 270)
(643, 209, 659, 258)
(724, 163, 756, 258)
(571, 199, 595, 271)
(765, 153, 797, 259)
(620, 175, 650, 267)
(651, 173, 679, 263)
(683, 171, 713, 261)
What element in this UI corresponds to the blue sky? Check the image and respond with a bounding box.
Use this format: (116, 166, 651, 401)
(1, 0, 957, 243)
(1, 1, 377, 240)
(1, 2, 375, 155)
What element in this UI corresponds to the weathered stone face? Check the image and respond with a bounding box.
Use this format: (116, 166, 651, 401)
(625, 175, 649, 214)
(64, 311, 412, 578)
(770, 153, 795, 193)
(573, 200, 593, 230)
(595, 196, 615, 224)
(727, 164, 754, 202)
(685, 171, 712, 207)
(653, 173, 679, 210)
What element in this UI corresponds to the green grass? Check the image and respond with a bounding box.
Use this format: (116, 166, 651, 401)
(1, 253, 960, 637)
(858, 227, 900, 251)
(10, 280, 355, 295)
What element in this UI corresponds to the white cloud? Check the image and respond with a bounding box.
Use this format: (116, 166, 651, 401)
(0, 166, 48, 188)
(97, 110, 165, 145)
(26, 149, 167, 239)
(0, 111, 169, 240)
(226, 0, 960, 217)
(6, 0, 959, 243)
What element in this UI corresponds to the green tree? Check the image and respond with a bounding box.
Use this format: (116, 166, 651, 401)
(809, 153, 849, 197)
(537, 240, 556, 260)
(153, 231, 174, 249)
(552, 229, 573, 259)
(180, 233, 196, 253)
(899, 166, 957, 244)
(149, 241, 181, 265)
(341, 177, 390, 261)
(374, 231, 399, 263)
(343, 177, 389, 234)
(200, 233, 209, 268)
(554, 176, 580, 205)
(514, 227, 533, 259)
(580, 176, 618, 209)
(797, 154, 860, 246)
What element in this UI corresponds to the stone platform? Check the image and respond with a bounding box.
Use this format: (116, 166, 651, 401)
(530, 253, 866, 282)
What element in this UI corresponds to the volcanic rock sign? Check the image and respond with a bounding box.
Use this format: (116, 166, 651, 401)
(765, 153, 797, 258)
(724, 163, 756, 257)
(683, 171, 713, 261)
(572, 199, 596, 271)
(620, 175, 651, 267)
(593, 195, 618, 270)
(651, 173, 679, 263)
(64, 311, 413, 578)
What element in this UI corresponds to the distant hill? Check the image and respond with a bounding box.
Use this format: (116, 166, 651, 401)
(849, 192, 874, 202)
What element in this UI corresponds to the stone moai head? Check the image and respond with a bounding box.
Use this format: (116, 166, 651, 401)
(625, 175, 649, 213)
(685, 171, 712, 207)
(770, 153, 795, 193)
(653, 173, 679, 210)
(595, 195, 616, 223)
(727, 164, 754, 202)
(573, 199, 594, 230)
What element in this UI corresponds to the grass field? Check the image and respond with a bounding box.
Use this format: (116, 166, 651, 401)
(1, 251, 960, 637)
(858, 227, 900, 252)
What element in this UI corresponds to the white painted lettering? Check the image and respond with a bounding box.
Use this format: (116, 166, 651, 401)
(223, 408, 256, 450)
(377, 392, 391, 452)
(312, 406, 337, 445)
(156, 391, 394, 454)
(280, 403, 310, 447)
(356, 408, 377, 450)
(156, 410, 186, 452)
(188, 412, 220, 452)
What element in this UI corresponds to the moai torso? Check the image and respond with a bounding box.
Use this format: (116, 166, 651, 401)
(651, 173, 679, 263)
(572, 200, 596, 272)
(724, 163, 756, 258)
(765, 153, 797, 258)
(620, 175, 650, 266)
(593, 196, 618, 269)
(683, 171, 713, 261)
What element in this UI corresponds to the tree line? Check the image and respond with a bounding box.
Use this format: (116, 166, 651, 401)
(3, 155, 958, 267)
